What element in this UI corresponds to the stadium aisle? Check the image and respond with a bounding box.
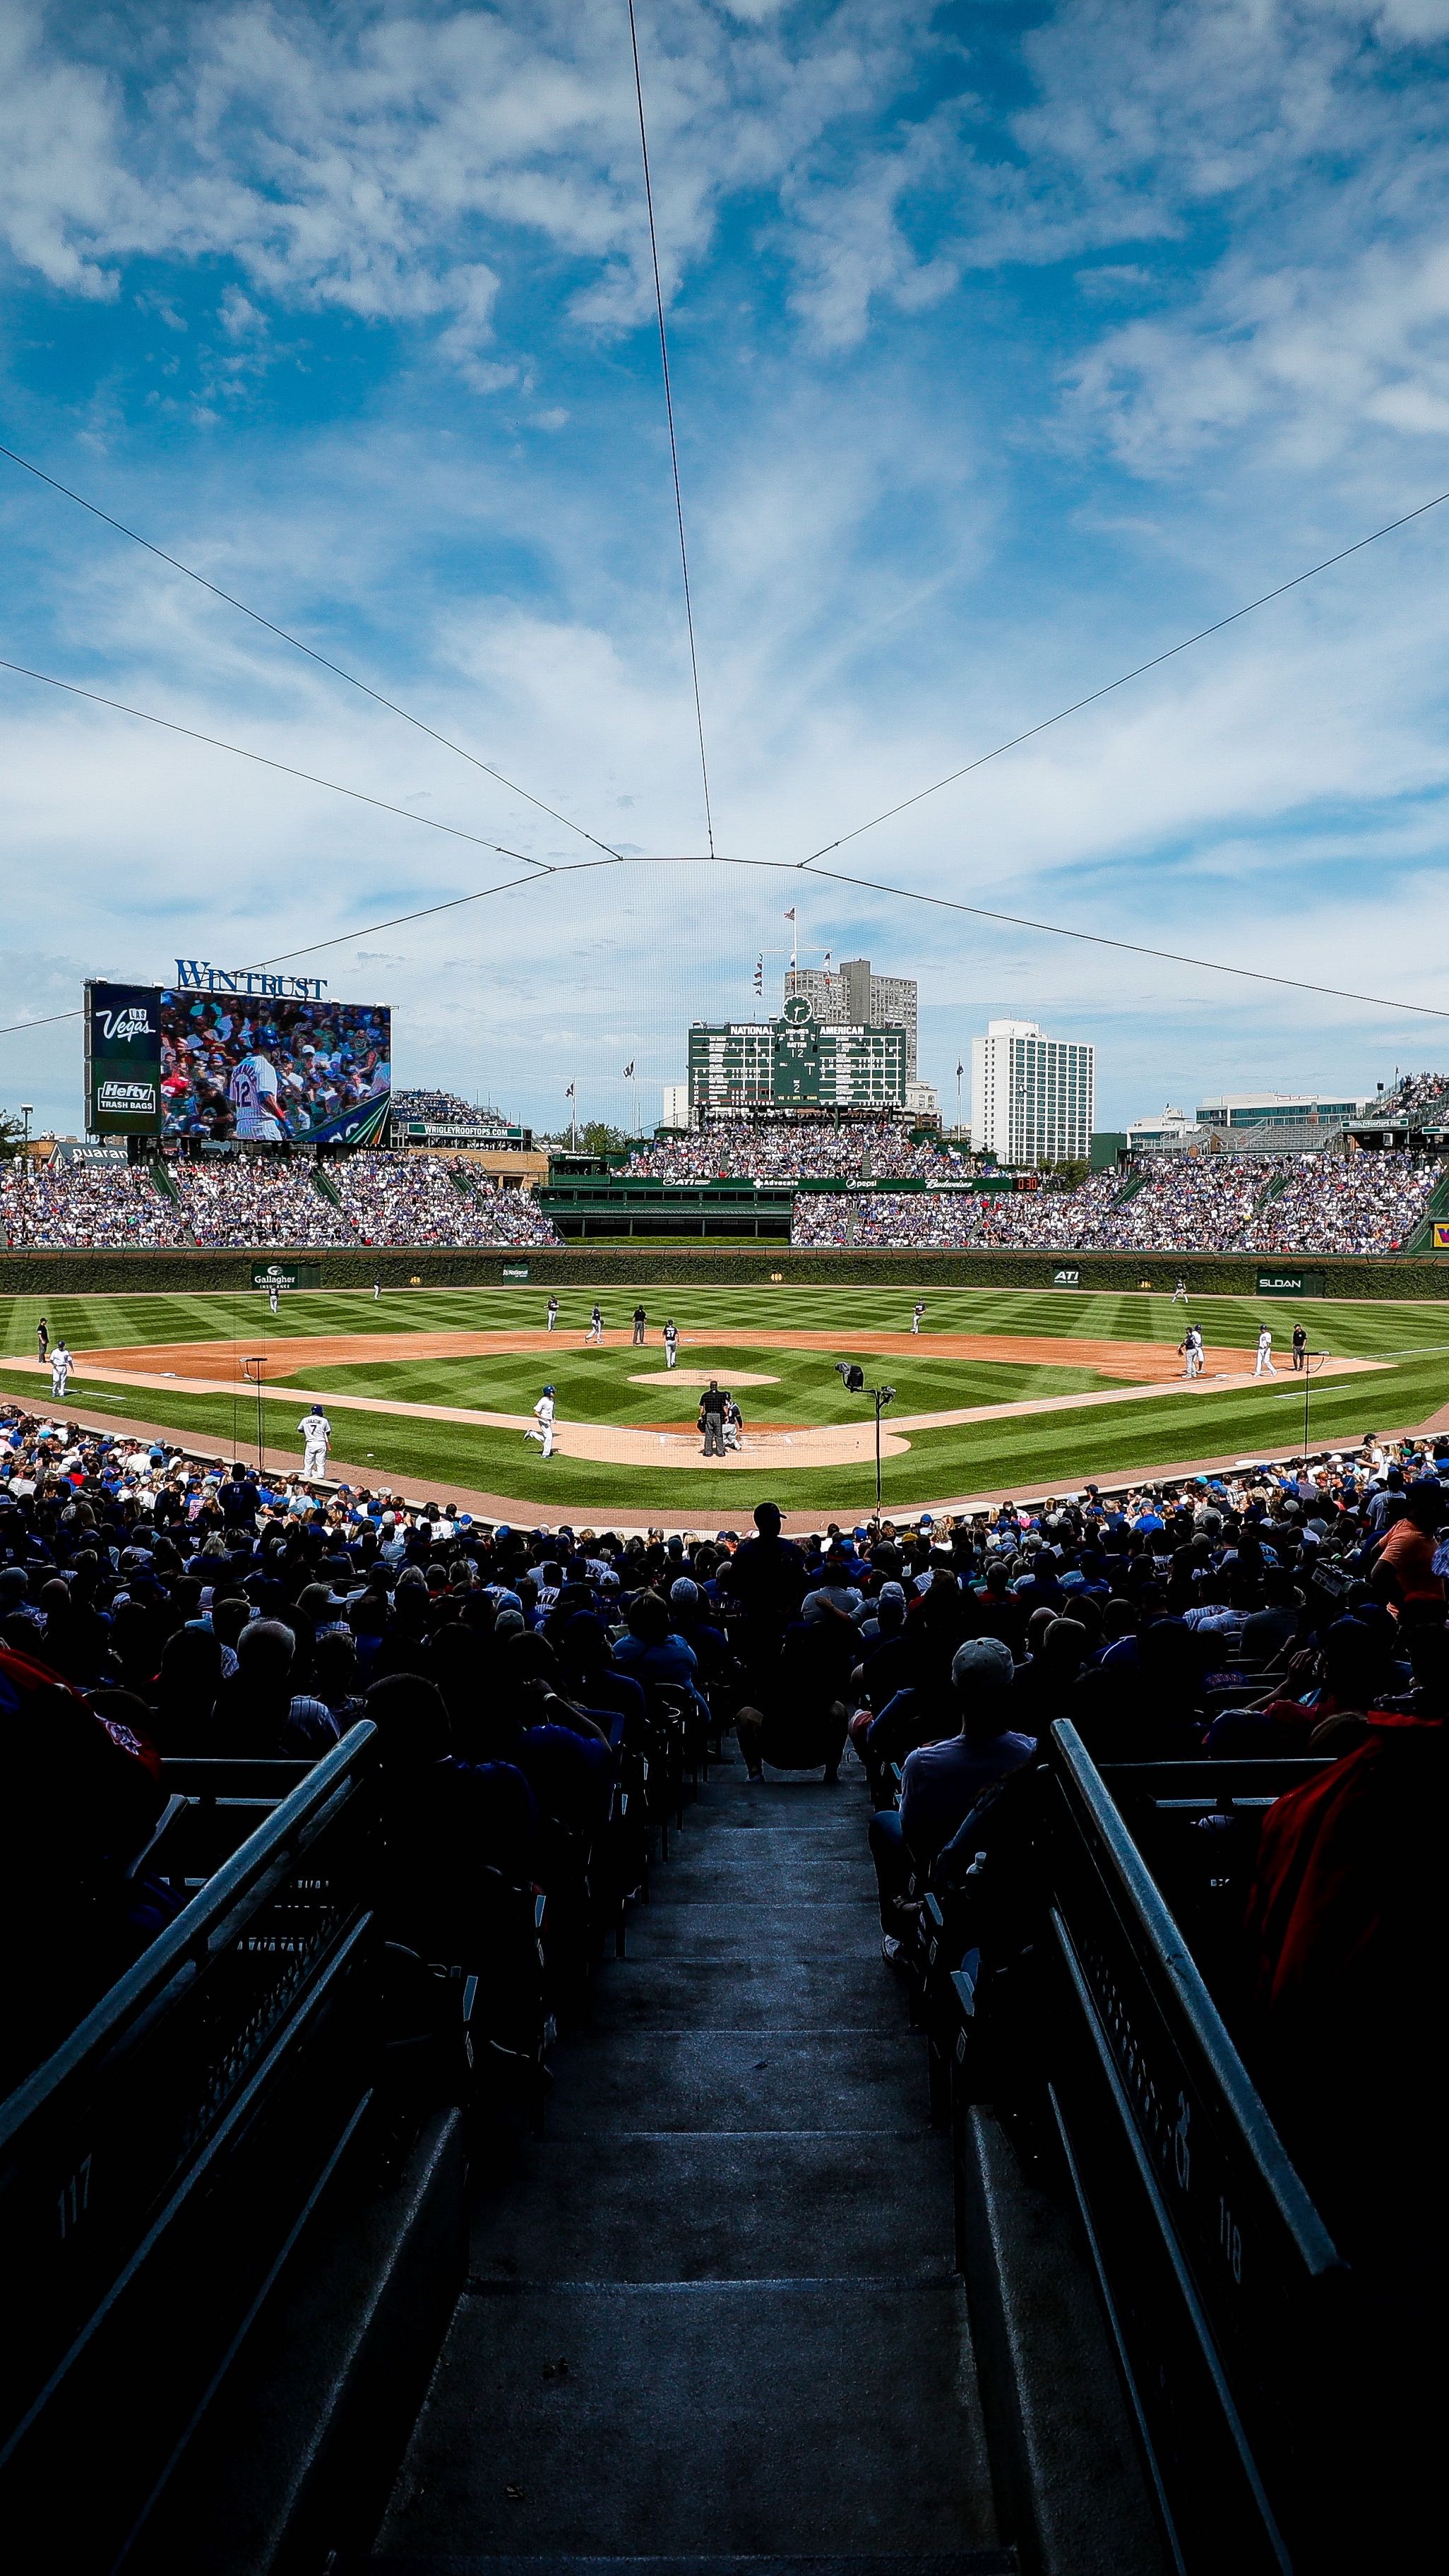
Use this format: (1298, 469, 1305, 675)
(365, 1758, 1006, 2571)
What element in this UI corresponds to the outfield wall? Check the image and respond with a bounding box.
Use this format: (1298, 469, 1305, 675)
(3, 1245, 1448, 1300)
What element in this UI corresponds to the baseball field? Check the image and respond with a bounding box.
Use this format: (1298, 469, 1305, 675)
(4, 1279, 1448, 1520)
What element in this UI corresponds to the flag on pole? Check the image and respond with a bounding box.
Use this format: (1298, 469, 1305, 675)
(753, 955, 763, 994)
(955, 1061, 964, 1078)
(623, 1061, 635, 1079)
(565, 1082, 576, 1099)
(784, 907, 796, 922)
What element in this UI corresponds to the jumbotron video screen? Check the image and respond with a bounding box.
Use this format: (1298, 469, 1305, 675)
(159, 991, 391, 1143)
(83, 979, 392, 1144)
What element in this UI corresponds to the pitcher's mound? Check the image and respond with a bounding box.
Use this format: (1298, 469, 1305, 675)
(627, 1368, 780, 1388)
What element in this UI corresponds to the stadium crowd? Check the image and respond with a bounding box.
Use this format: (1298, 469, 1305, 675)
(1358, 1069, 1449, 1126)
(390, 1089, 489, 1125)
(1, 1159, 182, 1247)
(628, 1116, 972, 1182)
(1, 1151, 559, 1251)
(792, 1153, 1445, 1255)
(5, 1393, 1441, 2092)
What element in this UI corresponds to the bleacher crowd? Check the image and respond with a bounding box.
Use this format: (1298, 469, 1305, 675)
(1359, 1068, 1449, 1126)
(629, 1117, 972, 1183)
(390, 1089, 489, 1125)
(792, 1153, 1445, 1255)
(1, 1151, 559, 1251)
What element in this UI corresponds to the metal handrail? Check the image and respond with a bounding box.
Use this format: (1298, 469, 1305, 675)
(0, 1722, 376, 2156)
(1049, 1720, 1342, 2280)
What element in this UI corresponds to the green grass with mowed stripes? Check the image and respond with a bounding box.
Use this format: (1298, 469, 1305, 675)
(3, 1281, 1445, 1509)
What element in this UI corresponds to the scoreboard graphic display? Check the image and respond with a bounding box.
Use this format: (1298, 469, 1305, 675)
(85, 982, 391, 1145)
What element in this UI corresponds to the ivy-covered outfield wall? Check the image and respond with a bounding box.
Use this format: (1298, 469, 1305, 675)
(2, 1244, 1448, 1300)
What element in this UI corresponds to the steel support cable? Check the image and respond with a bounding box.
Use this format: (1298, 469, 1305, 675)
(0, 438, 621, 868)
(796, 484, 1449, 867)
(0, 653, 551, 866)
(5, 839, 1446, 1043)
(626, 0, 715, 857)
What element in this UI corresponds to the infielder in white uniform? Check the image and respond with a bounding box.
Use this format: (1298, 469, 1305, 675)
(50, 1340, 73, 1400)
(298, 1401, 333, 1479)
(229, 1050, 285, 1142)
(662, 1319, 679, 1369)
(1253, 1326, 1276, 1378)
(587, 1305, 604, 1344)
(525, 1385, 556, 1457)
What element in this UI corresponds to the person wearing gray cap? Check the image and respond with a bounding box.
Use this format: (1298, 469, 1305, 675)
(869, 1637, 1033, 1962)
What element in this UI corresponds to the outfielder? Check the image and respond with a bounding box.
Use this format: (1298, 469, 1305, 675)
(912, 1302, 926, 1335)
(268, 1280, 280, 1315)
(1253, 1326, 1276, 1378)
(547, 1296, 559, 1332)
(587, 1304, 604, 1344)
(662, 1318, 679, 1369)
(298, 1400, 333, 1480)
(49, 1339, 73, 1400)
(526, 1385, 556, 1458)
(1171, 1276, 1188, 1305)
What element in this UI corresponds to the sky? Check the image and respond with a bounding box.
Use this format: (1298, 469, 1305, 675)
(2, 0, 1449, 1138)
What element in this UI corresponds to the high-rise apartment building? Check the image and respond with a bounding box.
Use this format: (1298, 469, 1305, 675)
(970, 1019, 1095, 1164)
(785, 957, 917, 1079)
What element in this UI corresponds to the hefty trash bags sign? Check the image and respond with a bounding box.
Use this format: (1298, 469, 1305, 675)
(85, 982, 162, 1135)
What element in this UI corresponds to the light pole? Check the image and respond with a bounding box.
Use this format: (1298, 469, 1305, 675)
(837, 1361, 896, 1508)
(243, 1355, 266, 1473)
(18, 1104, 32, 1246)
(1304, 1347, 1328, 1468)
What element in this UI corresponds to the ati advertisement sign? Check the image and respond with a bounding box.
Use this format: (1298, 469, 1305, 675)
(1256, 1270, 1325, 1296)
(85, 982, 162, 1135)
(1052, 1268, 1082, 1287)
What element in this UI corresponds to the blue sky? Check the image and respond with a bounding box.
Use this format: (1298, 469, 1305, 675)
(2, 0, 1449, 1136)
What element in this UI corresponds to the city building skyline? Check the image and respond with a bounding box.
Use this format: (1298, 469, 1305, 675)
(785, 957, 917, 1080)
